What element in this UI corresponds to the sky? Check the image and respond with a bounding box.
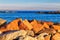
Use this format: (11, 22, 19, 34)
(0, 0, 60, 10)
(0, 0, 60, 4)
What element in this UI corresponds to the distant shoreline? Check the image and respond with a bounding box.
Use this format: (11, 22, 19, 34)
(0, 10, 60, 14)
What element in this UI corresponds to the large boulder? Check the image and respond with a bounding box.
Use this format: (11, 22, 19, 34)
(0, 30, 27, 40)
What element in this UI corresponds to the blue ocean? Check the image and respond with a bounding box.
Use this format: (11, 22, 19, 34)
(0, 12, 60, 23)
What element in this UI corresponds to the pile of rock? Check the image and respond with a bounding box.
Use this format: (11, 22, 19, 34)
(0, 18, 60, 40)
(0, 30, 48, 40)
(0, 30, 60, 40)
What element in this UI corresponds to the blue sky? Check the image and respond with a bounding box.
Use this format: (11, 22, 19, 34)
(0, 0, 60, 4)
(0, 0, 60, 10)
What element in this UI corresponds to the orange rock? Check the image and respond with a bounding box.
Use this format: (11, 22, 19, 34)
(53, 25, 60, 31)
(45, 35, 51, 40)
(31, 20, 44, 33)
(0, 27, 7, 33)
(43, 22, 49, 29)
(46, 22, 54, 25)
(19, 22, 28, 30)
(6, 19, 20, 30)
(43, 22, 54, 29)
(22, 19, 33, 30)
(52, 33, 60, 40)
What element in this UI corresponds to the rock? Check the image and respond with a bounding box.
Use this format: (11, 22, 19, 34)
(58, 30, 60, 33)
(0, 30, 27, 40)
(19, 22, 28, 30)
(44, 35, 51, 40)
(19, 19, 33, 30)
(39, 28, 56, 35)
(53, 25, 60, 32)
(44, 22, 54, 25)
(37, 33, 48, 40)
(6, 19, 20, 30)
(31, 20, 44, 33)
(0, 31, 2, 34)
(19, 37, 24, 40)
(27, 30, 34, 36)
(52, 33, 60, 40)
(43, 22, 49, 29)
(0, 18, 6, 26)
(23, 19, 33, 30)
(0, 27, 7, 34)
(24, 36, 37, 40)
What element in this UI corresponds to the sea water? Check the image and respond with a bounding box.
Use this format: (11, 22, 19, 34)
(0, 13, 60, 23)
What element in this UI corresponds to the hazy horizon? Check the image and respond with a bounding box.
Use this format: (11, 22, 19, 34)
(0, 0, 60, 10)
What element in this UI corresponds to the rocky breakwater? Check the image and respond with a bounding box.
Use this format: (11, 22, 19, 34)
(0, 18, 60, 40)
